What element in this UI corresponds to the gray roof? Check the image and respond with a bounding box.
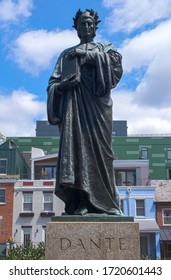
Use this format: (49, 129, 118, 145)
(136, 219, 159, 232)
(160, 227, 171, 241)
(154, 184, 171, 202)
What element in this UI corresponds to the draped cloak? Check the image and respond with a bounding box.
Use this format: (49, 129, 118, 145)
(47, 42, 123, 214)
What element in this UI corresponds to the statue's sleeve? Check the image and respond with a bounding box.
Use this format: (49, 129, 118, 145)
(84, 43, 123, 96)
(46, 55, 63, 125)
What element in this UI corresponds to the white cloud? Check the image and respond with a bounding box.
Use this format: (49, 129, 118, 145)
(120, 19, 171, 72)
(10, 29, 79, 75)
(119, 19, 171, 108)
(0, 0, 33, 23)
(112, 90, 171, 135)
(103, 0, 171, 33)
(0, 90, 46, 136)
(1, 89, 171, 137)
(102, 0, 171, 130)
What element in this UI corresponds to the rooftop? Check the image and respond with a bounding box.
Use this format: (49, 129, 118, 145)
(154, 182, 171, 202)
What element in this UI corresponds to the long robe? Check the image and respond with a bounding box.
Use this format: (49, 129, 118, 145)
(47, 42, 123, 214)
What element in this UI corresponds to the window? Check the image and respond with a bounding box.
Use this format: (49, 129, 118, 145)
(167, 148, 171, 163)
(43, 192, 53, 211)
(115, 169, 136, 186)
(0, 217, 2, 236)
(163, 209, 171, 225)
(22, 227, 32, 245)
(0, 189, 5, 203)
(42, 226, 46, 242)
(168, 169, 171, 179)
(120, 199, 124, 214)
(45, 166, 56, 179)
(164, 243, 171, 259)
(39, 166, 56, 180)
(0, 159, 7, 174)
(140, 235, 149, 257)
(23, 192, 33, 212)
(136, 200, 145, 216)
(141, 147, 148, 159)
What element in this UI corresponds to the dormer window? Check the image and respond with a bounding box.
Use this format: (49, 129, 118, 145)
(0, 159, 7, 174)
(163, 209, 171, 225)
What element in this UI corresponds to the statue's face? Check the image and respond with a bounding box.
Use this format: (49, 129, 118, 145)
(77, 16, 96, 40)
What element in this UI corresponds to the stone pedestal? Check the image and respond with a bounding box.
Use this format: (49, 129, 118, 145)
(45, 215, 140, 260)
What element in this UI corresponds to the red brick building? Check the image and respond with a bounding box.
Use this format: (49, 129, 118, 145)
(155, 182, 171, 259)
(0, 179, 16, 256)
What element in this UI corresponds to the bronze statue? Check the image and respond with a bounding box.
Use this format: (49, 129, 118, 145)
(47, 9, 123, 215)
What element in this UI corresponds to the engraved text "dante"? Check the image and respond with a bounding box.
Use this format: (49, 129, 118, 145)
(60, 237, 127, 251)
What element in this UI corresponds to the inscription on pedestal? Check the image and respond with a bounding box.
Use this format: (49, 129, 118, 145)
(45, 221, 140, 260)
(59, 237, 127, 251)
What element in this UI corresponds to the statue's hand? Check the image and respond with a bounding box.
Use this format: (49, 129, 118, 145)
(58, 74, 78, 91)
(67, 48, 86, 59)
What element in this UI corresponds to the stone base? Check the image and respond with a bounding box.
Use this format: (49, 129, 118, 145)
(45, 215, 140, 260)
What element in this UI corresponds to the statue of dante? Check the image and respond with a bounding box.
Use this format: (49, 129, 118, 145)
(47, 9, 123, 215)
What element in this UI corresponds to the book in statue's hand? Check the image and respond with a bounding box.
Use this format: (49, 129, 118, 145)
(61, 55, 80, 83)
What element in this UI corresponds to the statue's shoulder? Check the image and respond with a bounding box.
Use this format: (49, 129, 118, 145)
(63, 44, 79, 54)
(58, 45, 79, 60)
(60, 47, 72, 57)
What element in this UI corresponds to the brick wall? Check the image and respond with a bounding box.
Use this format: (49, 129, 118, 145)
(0, 183, 14, 243)
(156, 204, 163, 227)
(156, 203, 171, 227)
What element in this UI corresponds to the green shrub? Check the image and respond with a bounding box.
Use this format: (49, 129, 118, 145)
(141, 254, 152, 260)
(5, 241, 45, 260)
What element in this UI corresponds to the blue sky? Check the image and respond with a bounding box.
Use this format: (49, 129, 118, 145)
(1, 0, 171, 137)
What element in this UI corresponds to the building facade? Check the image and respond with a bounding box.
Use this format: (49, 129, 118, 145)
(0, 179, 16, 256)
(154, 181, 171, 259)
(10, 135, 171, 180)
(31, 147, 57, 180)
(35, 120, 128, 137)
(1, 137, 168, 259)
(119, 186, 160, 259)
(114, 159, 160, 259)
(13, 180, 64, 246)
(112, 136, 171, 180)
(114, 159, 149, 186)
(0, 140, 30, 179)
